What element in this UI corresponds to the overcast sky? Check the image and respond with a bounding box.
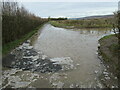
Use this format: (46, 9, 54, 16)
(20, 0, 119, 18)
(18, 0, 119, 2)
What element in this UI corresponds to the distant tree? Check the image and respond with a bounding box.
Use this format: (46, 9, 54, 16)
(50, 17, 67, 21)
(48, 16, 51, 21)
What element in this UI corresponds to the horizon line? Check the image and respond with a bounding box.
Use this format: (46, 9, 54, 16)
(41, 14, 114, 18)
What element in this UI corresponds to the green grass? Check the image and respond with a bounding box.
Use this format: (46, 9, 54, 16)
(2, 24, 44, 56)
(99, 34, 119, 53)
(99, 34, 115, 41)
(50, 18, 113, 29)
(50, 21, 67, 28)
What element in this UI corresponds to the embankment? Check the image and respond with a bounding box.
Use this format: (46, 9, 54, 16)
(98, 34, 119, 76)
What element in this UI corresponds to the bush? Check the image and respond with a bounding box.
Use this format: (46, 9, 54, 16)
(2, 2, 48, 46)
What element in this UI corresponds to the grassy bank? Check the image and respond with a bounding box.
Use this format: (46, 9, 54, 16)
(2, 24, 45, 56)
(50, 18, 113, 29)
(98, 34, 119, 76)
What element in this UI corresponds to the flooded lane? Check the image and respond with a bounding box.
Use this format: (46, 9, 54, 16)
(33, 24, 113, 88)
(2, 24, 118, 88)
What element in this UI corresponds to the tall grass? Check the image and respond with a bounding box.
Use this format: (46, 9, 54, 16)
(50, 18, 113, 29)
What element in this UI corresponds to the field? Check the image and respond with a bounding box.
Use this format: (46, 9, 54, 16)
(50, 17, 114, 29)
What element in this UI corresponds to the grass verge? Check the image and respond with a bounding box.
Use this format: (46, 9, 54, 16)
(98, 34, 119, 76)
(99, 34, 115, 41)
(2, 24, 45, 56)
(50, 18, 113, 29)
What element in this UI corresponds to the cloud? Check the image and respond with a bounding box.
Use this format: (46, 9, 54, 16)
(17, 0, 119, 2)
(22, 2, 118, 18)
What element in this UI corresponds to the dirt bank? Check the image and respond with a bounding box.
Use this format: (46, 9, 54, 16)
(98, 34, 119, 76)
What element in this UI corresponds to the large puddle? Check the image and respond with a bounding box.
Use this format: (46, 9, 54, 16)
(2, 24, 118, 88)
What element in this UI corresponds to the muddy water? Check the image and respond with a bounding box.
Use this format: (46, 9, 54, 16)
(32, 24, 113, 88)
(2, 24, 117, 88)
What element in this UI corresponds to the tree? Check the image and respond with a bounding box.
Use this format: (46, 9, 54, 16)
(2, 1, 48, 45)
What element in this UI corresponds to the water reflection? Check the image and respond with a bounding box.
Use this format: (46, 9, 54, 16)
(74, 28, 112, 35)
